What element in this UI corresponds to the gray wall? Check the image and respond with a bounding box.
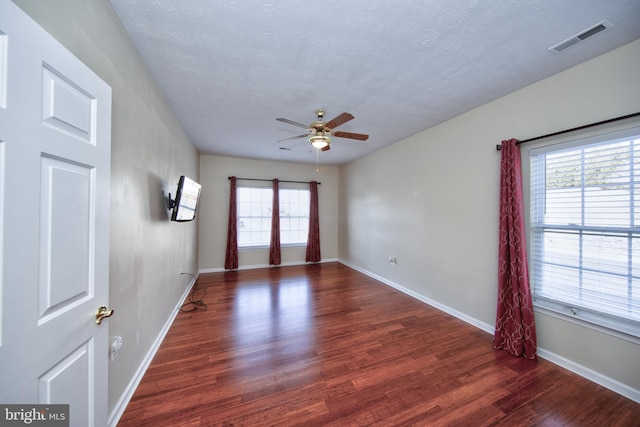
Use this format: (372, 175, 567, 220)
(339, 39, 640, 397)
(12, 0, 200, 418)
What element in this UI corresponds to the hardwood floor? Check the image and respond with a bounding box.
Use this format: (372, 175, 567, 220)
(118, 263, 640, 426)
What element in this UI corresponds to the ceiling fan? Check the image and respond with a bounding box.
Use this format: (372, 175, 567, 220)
(276, 109, 369, 151)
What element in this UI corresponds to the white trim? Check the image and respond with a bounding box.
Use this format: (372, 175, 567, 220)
(536, 347, 640, 403)
(528, 126, 640, 341)
(534, 303, 640, 344)
(107, 273, 198, 427)
(199, 258, 339, 274)
(337, 259, 495, 334)
(529, 125, 640, 155)
(338, 259, 640, 404)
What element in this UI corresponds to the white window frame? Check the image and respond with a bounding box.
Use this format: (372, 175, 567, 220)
(527, 125, 640, 342)
(237, 185, 310, 249)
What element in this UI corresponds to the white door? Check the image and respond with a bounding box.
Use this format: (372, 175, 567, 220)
(0, 1, 112, 426)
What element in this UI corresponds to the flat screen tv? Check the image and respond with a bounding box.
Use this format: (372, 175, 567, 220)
(170, 176, 201, 222)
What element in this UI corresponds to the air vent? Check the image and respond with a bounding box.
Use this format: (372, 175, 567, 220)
(549, 20, 613, 54)
(577, 23, 607, 40)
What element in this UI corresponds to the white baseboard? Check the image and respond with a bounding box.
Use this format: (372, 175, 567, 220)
(536, 348, 640, 403)
(108, 273, 198, 427)
(337, 259, 640, 404)
(199, 258, 339, 274)
(338, 259, 495, 334)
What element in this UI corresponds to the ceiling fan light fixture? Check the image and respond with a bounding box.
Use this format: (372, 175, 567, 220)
(309, 133, 331, 149)
(277, 110, 368, 151)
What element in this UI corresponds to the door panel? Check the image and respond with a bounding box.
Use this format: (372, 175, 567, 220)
(42, 64, 95, 143)
(39, 157, 93, 322)
(38, 340, 93, 425)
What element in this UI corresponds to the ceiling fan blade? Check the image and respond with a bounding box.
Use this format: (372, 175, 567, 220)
(324, 112, 354, 130)
(276, 117, 310, 129)
(332, 131, 369, 141)
(277, 134, 308, 142)
(321, 145, 331, 151)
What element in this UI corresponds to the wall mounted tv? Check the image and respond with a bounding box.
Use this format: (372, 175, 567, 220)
(170, 176, 201, 222)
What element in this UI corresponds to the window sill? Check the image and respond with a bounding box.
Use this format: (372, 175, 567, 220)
(533, 298, 640, 344)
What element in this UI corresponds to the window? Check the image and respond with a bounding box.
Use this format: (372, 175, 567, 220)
(529, 127, 640, 338)
(237, 186, 309, 247)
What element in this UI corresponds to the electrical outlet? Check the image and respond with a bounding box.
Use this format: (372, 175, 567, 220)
(110, 336, 123, 363)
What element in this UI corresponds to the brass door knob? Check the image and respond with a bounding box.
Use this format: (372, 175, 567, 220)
(95, 305, 114, 325)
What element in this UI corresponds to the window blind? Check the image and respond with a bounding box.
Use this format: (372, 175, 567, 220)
(529, 127, 640, 337)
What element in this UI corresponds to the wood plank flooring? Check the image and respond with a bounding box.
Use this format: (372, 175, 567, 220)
(118, 262, 640, 426)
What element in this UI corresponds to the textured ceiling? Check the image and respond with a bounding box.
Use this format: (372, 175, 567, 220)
(110, 0, 640, 165)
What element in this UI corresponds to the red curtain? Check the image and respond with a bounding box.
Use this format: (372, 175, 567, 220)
(305, 181, 321, 262)
(269, 179, 281, 265)
(494, 139, 537, 359)
(224, 176, 238, 270)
